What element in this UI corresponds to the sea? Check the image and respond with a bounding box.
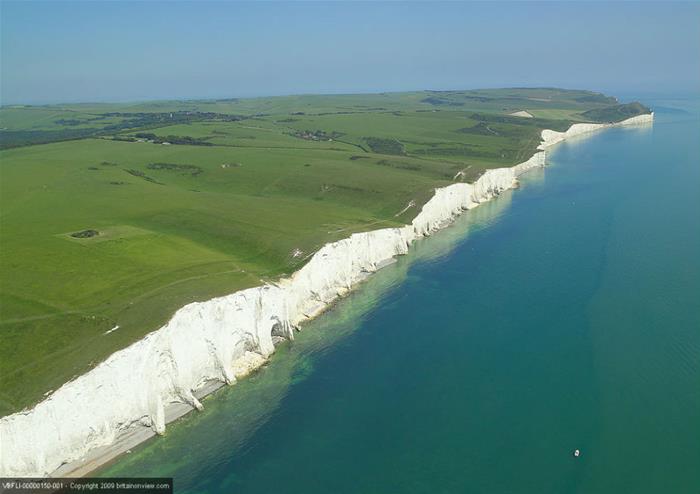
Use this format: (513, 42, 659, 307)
(99, 95, 700, 493)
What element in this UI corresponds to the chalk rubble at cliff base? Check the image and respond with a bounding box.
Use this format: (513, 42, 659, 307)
(0, 113, 653, 477)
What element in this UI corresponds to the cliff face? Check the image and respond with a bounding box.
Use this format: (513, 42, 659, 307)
(0, 113, 652, 477)
(539, 113, 654, 149)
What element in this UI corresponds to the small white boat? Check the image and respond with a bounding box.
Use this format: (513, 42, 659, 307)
(573, 449, 581, 458)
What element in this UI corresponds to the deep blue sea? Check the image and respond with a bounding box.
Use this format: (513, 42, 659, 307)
(101, 96, 700, 493)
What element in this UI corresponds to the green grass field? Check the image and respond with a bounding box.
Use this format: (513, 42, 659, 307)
(0, 88, 651, 415)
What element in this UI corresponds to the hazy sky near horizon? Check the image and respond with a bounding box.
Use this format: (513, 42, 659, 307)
(2, 1, 699, 104)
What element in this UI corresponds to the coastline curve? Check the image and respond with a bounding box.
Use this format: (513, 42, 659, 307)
(0, 112, 653, 478)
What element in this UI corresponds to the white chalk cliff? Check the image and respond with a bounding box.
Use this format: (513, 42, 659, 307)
(538, 113, 653, 150)
(0, 113, 653, 477)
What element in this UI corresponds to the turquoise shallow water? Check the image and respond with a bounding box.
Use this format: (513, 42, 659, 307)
(101, 97, 700, 493)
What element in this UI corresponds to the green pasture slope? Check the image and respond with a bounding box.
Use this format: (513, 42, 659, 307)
(0, 88, 651, 415)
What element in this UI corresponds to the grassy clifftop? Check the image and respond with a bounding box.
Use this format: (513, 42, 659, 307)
(0, 88, 650, 415)
(581, 102, 652, 123)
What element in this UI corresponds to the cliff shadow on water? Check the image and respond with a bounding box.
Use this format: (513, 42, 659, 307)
(95, 171, 523, 481)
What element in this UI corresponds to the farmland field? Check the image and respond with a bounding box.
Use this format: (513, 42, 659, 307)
(0, 88, 650, 416)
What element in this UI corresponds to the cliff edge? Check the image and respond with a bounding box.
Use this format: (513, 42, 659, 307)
(0, 112, 653, 477)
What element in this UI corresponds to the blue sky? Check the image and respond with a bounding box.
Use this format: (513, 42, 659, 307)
(1, 1, 699, 104)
